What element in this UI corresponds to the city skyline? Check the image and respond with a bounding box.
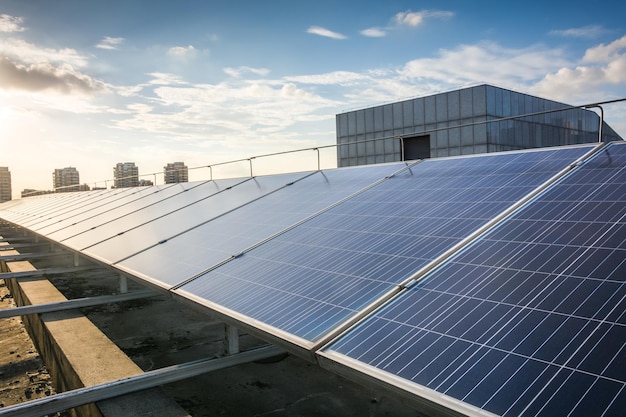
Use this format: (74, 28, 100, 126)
(1, 0, 626, 198)
(4, 161, 190, 197)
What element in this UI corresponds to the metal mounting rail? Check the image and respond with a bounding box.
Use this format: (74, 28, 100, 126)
(0, 252, 67, 262)
(0, 290, 158, 319)
(0, 243, 50, 251)
(0, 265, 99, 279)
(0, 237, 36, 243)
(0, 345, 285, 417)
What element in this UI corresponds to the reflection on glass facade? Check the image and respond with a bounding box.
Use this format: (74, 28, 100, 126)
(336, 84, 622, 167)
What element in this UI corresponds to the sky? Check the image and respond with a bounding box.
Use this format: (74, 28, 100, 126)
(1, 0, 626, 198)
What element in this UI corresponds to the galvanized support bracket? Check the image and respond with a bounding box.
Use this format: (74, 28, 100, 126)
(0, 290, 157, 319)
(0, 242, 50, 251)
(0, 265, 99, 279)
(0, 345, 285, 417)
(0, 252, 67, 262)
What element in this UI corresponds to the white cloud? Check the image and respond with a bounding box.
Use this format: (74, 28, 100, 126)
(307, 26, 347, 40)
(0, 14, 25, 33)
(550, 25, 606, 39)
(359, 9, 454, 39)
(113, 77, 340, 148)
(224, 66, 270, 78)
(583, 35, 626, 63)
(285, 71, 371, 86)
(0, 56, 106, 94)
(400, 42, 570, 87)
(146, 72, 188, 86)
(532, 35, 626, 102)
(0, 38, 88, 67)
(360, 27, 387, 38)
(96, 36, 124, 50)
(168, 45, 196, 59)
(394, 10, 453, 27)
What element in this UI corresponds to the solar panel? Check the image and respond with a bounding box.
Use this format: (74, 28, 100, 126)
(0, 189, 113, 225)
(58, 178, 247, 252)
(114, 163, 409, 289)
(176, 145, 595, 346)
(34, 184, 180, 236)
(320, 142, 626, 417)
(79, 172, 312, 266)
(19, 188, 138, 230)
(46, 182, 201, 241)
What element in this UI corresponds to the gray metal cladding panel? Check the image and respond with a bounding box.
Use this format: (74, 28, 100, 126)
(323, 142, 626, 417)
(177, 145, 594, 344)
(80, 172, 312, 265)
(116, 163, 409, 288)
(36, 185, 178, 237)
(60, 178, 247, 251)
(48, 182, 199, 241)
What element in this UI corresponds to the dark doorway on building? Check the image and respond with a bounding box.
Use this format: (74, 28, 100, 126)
(403, 135, 431, 160)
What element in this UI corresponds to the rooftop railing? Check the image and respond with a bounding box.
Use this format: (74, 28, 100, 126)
(32, 97, 626, 196)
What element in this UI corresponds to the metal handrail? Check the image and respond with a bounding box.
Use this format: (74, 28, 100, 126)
(25, 97, 626, 197)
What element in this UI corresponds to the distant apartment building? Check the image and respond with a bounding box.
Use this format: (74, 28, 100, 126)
(53, 167, 80, 192)
(0, 167, 11, 202)
(164, 162, 189, 184)
(113, 162, 139, 188)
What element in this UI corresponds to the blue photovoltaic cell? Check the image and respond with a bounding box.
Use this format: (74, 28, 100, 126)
(324, 142, 626, 417)
(177, 145, 594, 344)
(80, 172, 311, 266)
(115, 163, 409, 288)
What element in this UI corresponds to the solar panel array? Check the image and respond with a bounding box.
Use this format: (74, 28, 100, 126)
(321, 142, 626, 416)
(2, 142, 625, 417)
(176, 145, 594, 346)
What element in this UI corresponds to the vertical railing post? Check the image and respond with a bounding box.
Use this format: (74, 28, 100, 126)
(584, 104, 605, 143)
(314, 148, 320, 170)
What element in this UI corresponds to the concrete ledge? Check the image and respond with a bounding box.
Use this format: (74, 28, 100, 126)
(0, 243, 189, 417)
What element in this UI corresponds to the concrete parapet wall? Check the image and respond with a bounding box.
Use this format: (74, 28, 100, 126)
(0, 242, 189, 417)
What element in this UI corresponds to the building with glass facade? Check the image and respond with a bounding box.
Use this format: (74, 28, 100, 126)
(336, 84, 622, 166)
